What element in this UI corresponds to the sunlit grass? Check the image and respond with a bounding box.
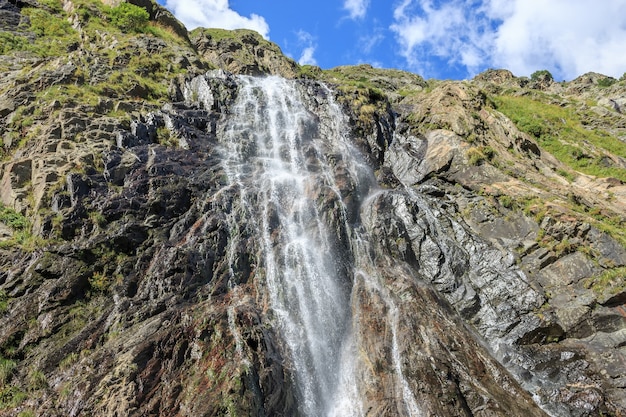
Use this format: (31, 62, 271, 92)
(494, 95, 626, 182)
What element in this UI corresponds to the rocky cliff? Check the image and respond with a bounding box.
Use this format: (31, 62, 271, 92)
(1, 0, 626, 416)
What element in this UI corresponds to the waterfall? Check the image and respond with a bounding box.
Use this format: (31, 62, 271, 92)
(205, 73, 422, 417)
(219, 75, 362, 416)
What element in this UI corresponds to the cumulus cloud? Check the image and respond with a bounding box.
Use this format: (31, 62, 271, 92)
(390, 0, 626, 80)
(298, 47, 317, 66)
(489, 0, 626, 80)
(390, 0, 493, 77)
(296, 30, 318, 66)
(164, 0, 269, 38)
(343, 0, 370, 20)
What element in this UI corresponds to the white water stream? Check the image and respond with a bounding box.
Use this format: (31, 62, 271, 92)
(217, 75, 421, 416)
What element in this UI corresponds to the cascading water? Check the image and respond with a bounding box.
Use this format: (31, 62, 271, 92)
(181, 71, 432, 416)
(219, 75, 372, 416)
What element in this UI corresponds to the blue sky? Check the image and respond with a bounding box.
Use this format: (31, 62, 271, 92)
(161, 0, 626, 81)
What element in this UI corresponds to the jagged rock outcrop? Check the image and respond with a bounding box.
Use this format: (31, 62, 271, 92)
(1, 0, 626, 416)
(191, 28, 300, 78)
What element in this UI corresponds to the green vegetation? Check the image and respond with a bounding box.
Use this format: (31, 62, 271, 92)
(321, 64, 427, 96)
(0, 385, 27, 410)
(0, 354, 25, 410)
(0, 205, 29, 231)
(467, 145, 496, 165)
(591, 213, 626, 249)
(498, 195, 514, 209)
(59, 352, 79, 370)
(88, 271, 110, 294)
(0, 356, 16, 386)
(22, 7, 79, 57)
(106, 2, 150, 32)
(143, 22, 189, 46)
(0, 204, 46, 250)
(0, 290, 7, 314)
(193, 27, 241, 42)
(597, 77, 617, 88)
(0, 0, 82, 56)
(89, 211, 107, 228)
(27, 369, 47, 391)
(530, 70, 553, 82)
(27, 8, 73, 37)
(0, 33, 30, 55)
(298, 65, 322, 79)
(156, 126, 179, 147)
(493, 95, 626, 182)
(584, 267, 626, 297)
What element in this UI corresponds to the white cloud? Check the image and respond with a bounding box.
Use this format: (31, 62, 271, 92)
(164, 0, 269, 39)
(490, 0, 626, 80)
(298, 47, 317, 66)
(390, 0, 626, 80)
(296, 31, 318, 66)
(390, 0, 493, 77)
(343, 0, 370, 20)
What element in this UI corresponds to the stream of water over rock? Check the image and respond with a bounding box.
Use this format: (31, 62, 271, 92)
(176, 72, 555, 416)
(213, 75, 419, 416)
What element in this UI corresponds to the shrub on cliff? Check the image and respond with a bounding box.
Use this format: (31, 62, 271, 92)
(530, 69, 553, 82)
(107, 3, 149, 32)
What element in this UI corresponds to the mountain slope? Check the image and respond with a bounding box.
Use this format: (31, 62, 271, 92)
(1, 0, 626, 416)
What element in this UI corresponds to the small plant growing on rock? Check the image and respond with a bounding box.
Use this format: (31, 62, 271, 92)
(0, 356, 16, 386)
(467, 146, 496, 166)
(88, 271, 110, 294)
(0, 290, 7, 313)
(26, 369, 47, 391)
(467, 147, 485, 165)
(498, 195, 514, 209)
(58, 352, 79, 370)
(0, 205, 29, 231)
(89, 211, 107, 228)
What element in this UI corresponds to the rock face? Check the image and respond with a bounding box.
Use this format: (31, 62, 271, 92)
(1, 1, 626, 416)
(191, 28, 300, 78)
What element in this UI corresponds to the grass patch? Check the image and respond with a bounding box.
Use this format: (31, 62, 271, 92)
(88, 271, 110, 294)
(584, 266, 626, 297)
(143, 22, 189, 46)
(0, 385, 27, 410)
(0, 290, 8, 314)
(592, 215, 626, 249)
(21, 7, 79, 57)
(0, 204, 47, 250)
(493, 95, 626, 182)
(59, 352, 79, 370)
(298, 64, 322, 79)
(0, 356, 16, 386)
(467, 145, 496, 165)
(0, 32, 30, 55)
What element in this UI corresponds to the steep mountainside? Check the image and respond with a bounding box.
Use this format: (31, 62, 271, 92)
(1, 0, 626, 416)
